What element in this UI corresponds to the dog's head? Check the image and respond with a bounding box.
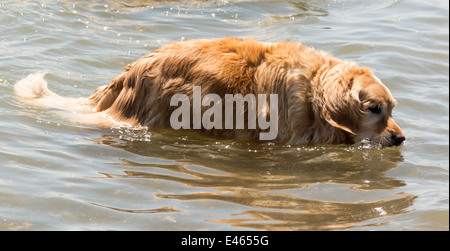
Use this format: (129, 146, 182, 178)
(320, 63, 405, 146)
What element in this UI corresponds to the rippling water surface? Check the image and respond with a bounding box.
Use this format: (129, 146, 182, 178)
(0, 0, 448, 230)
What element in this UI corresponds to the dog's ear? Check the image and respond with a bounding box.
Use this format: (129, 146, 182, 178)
(322, 92, 359, 135)
(319, 63, 361, 135)
(324, 112, 357, 135)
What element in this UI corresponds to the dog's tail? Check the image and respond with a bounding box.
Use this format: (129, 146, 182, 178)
(15, 72, 56, 100)
(14, 72, 92, 110)
(14, 72, 125, 127)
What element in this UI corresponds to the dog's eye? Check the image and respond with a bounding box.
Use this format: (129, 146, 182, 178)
(368, 104, 382, 114)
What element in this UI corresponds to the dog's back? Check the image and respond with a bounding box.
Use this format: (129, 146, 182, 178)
(14, 38, 326, 140)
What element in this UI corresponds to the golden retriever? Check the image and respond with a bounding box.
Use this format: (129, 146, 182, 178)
(14, 37, 405, 146)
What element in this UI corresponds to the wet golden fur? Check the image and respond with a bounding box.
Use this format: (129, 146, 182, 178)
(15, 37, 405, 146)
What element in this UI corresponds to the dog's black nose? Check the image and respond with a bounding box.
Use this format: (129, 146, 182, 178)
(391, 133, 406, 146)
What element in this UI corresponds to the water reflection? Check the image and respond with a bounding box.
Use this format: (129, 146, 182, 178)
(160, 190, 415, 231)
(88, 202, 186, 214)
(90, 128, 416, 230)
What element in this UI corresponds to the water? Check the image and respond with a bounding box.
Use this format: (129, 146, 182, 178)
(0, 0, 448, 231)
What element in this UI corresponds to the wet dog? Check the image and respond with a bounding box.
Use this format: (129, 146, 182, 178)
(15, 37, 405, 146)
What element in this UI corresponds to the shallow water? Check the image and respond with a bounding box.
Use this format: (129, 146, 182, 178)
(0, 0, 448, 230)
